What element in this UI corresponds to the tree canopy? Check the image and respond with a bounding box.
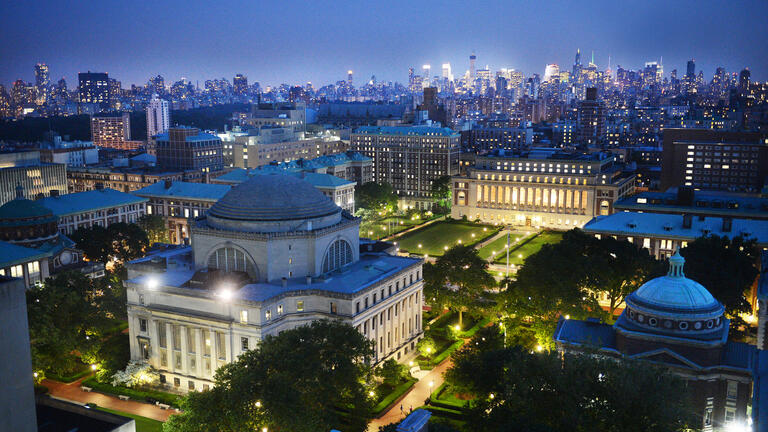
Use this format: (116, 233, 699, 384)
(430, 175, 452, 213)
(681, 235, 760, 330)
(423, 245, 496, 325)
(71, 222, 149, 263)
(137, 214, 169, 245)
(164, 320, 376, 432)
(445, 343, 698, 432)
(357, 182, 398, 213)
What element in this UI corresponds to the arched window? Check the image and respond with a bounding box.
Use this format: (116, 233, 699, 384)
(207, 247, 257, 278)
(322, 239, 353, 273)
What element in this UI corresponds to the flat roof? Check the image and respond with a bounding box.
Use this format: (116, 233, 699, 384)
(132, 181, 231, 201)
(353, 126, 458, 137)
(38, 189, 148, 217)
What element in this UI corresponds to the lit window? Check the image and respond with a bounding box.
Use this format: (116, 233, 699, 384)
(240, 310, 248, 324)
(297, 300, 304, 312)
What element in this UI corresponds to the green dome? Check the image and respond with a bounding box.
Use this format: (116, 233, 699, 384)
(0, 185, 57, 227)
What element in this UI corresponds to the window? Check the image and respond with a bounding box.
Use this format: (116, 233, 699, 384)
(265, 309, 272, 320)
(216, 332, 226, 360)
(207, 247, 257, 277)
(297, 300, 304, 312)
(157, 323, 167, 348)
(322, 239, 353, 273)
(240, 310, 248, 324)
(277, 304, 283, 315)
(188, 380, 195, 391)
(139, 294, 145, 305)
(139, 318, 147, 333)
(330, 302, 337, 314)
(241, 337, 249, 351)
(174, 377, 181, 387)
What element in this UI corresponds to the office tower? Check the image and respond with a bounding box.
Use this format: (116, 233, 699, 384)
(347, 70, 353, 87)
(544, 64, 560, 82)
(661, 129, 768, 193)
(0, 85, 10, 117)
(78, 71, 109, 112)
(34, 63, 49, 104)
(686, 59, 696, 79)
(108, 78, 122, 109)
(0, 152, 67, 205)
(351, 126, 460, 210)
(578, 88, 606, 148)
(416, 87, 447, 125)
(408, 67, 415, 91)
(147, 95, 170, 139)
(91, 112, 140, 150)
(442, 63, 452, 81)
(233, 74, 248, 95)
(422, 65, 431, 89)
(469, 52, 477, 79)
(155, 126, 223, 173)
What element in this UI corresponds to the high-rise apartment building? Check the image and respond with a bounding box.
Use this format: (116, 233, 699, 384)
(233, 74, 248, 95)
(78, 71, 110, 112)
(578, 88, 606, 148)
(351, 126, 460, 209)
(660, 128, 768, 193)
(91, 113, 141, 150)
(34, 63, 49, 105)
(146, 95, 170, 139)
(155, 127, 223, 173)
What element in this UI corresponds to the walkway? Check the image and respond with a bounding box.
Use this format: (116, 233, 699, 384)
(381, 215, 445, 243)
(43, 376, 173, 422)
(367, 358, 453, 431)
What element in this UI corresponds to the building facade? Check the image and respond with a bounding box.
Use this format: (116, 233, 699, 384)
(0, 151, 67, 205)
(67, 166, 206, 194)
(578, 88, 606, 148)
(460, 127, 532, 153)
(351, 126, 460, 209)
(125, 174, 424, 392)
(146, 95, 170, 139)
(91, 113, 142, 150)
(660, 129, 768, 193)
(38, 187, 148, 235)
(78, 71, 109, 112)
(451, 149, 634, 229)
(155, 127, 223, 173)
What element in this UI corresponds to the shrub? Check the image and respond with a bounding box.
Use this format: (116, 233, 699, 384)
(376, 359, 407, 386)
(111, 360, 159, 388)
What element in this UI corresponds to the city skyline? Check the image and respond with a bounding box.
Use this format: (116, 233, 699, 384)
(1, 0, 768, 88)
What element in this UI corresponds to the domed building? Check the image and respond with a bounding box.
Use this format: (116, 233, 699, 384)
(555, 250, 756, 431)
(125, 174, 424, 392)
(0, 185, 93, 287)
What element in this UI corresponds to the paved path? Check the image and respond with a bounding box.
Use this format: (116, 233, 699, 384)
(44, 376, 173, 422)
(367, 358, 453, 431)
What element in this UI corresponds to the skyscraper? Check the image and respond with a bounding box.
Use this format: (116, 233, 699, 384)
(91, 112, 140, 150)
(578, 88, 606, 148)
(422, 65, 431, 88)
(233, 74, 248, 95)
(34, 63, 49, 105)
(347, 70, 353, 87)
(442, 63, 452, 80)
(155, 126, 223, 173)
(146, 95, 170, 139)
(469, 52, 477, 79)
(78, 71, 109, 113)
(544, 64, 560, 82)
(686, 59, 696, 79)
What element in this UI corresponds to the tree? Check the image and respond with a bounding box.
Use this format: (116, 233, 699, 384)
(164, 320, 376, 432)
(376, 358, 407, 386)
(26, 271, 113, 375)
(137, 214, 169, 245)
(681, 235, 759, 329)
(424, 245, 496, 325)
(357, 182, 398, 213)
(430, 175, 452, 213)
(445, 345, 697, 432)
(71, 222, 149, 263)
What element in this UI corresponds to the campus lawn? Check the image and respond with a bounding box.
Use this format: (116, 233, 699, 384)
(94, 406, 163, 432)
(360, 216, 424, 240)
(476, 230, 535, 261)
(396, 220, 498, 256)
(493, 231, 564, 265)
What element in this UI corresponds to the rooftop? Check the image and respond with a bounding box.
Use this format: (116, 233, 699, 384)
(582, 211, 768, 245)
(481, 148, 613, 162)
(0, 240, 50, 268)
(38, 189, 148, 217)
(614, 188, 768, 218)
(353, 126, 458, 137)
(132, 181, 231, 201)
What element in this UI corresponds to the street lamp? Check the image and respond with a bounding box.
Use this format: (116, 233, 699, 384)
(146, 277, 158, 290)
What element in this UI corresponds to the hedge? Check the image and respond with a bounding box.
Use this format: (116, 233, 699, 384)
(82, 377, 183, 408)
(431, 340, 464, 366)
(418, 404, 464, 420)
(47, 363, 92, 383)
(372, 378, 417, 416)
(458, 317, 491, 339)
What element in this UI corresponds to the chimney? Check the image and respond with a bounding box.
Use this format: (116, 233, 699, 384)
(164, 179, 172, 189)
(722, 217, 732, 233)
(682, 214, 692, 229)
(50, 190, 59, 198)
(306, 275, 312, 285)
(281, 277, 287, 288)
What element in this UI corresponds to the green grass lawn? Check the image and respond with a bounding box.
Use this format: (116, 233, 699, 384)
(94, 406, 163, 432)
(495, 231, 563, 265)
(360, 216, 425, 240)
(396, 220, 498, 256)
(477, 231, 535, 261)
